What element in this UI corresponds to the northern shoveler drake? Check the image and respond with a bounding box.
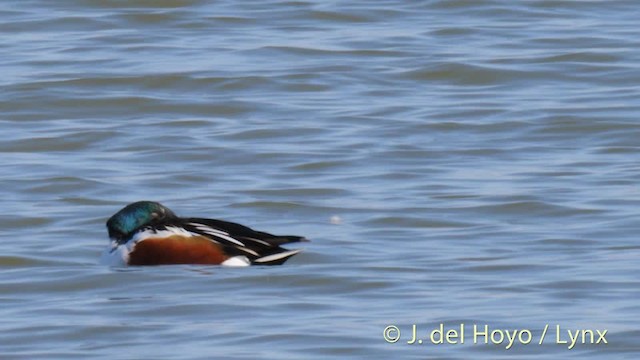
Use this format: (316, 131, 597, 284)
(101, 201, 306, 266)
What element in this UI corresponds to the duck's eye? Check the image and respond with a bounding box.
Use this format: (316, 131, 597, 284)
(150, 212, 160, 218)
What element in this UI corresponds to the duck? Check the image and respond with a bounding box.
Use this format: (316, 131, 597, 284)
(101, 201, 306, 266)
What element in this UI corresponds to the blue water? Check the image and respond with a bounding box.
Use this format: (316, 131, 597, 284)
(1, 1, 639, 359)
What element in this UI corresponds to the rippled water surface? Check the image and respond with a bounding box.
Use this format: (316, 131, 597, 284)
(1, 1, 639, 359)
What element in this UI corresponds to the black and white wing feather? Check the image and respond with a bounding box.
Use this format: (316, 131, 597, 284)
(180, 218, 306, 265)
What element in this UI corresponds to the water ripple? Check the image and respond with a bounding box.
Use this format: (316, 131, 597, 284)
(0, 0, 638, 359)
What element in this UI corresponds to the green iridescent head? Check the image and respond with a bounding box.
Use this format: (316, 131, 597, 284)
(106, 201, 177, 242)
